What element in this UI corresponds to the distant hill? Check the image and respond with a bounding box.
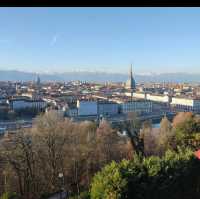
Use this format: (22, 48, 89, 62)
(0, 70, 200, 83)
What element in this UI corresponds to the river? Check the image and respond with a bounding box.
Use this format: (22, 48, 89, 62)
(152, 123, 160, 128)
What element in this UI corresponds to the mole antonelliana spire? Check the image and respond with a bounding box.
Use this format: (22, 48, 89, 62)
(126, 64, 136, 90)
(36, 74, 41, 86)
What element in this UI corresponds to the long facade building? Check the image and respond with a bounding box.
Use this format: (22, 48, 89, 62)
(146, 94, 171, 103)
(125, 92, 171, 103)
(98, 101, 119, 116)
(121, 100, 152, 114)
(125, 92, 146, 99)
(77, 100, 97, 116)
(125, 91, 200, 113)
(76, 99, 152, 117)
(9, 98, 47, 111)
(170, 97, 200, 112)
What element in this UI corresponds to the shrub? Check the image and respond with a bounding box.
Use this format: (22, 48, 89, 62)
(0, 192, 19, 199)
(69, 191, 90, 199)
(90, 148, 200, 199)
(90, 161, 128, 199)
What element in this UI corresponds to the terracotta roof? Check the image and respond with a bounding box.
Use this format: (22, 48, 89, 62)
(194, 149, 200, 159)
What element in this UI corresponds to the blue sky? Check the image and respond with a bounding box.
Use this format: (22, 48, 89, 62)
(0, 7, 200, 74)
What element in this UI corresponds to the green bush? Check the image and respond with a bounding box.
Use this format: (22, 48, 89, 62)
(90, 160, 129, 199)
(0, 192, 19, 199)
(90, 148, 200, 199)
(69, 191, 90, 199)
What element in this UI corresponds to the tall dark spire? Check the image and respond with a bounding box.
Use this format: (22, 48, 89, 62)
(36, 75, 40, 86)
(126, 64, 136, 90)
(129, 64, 133, 78)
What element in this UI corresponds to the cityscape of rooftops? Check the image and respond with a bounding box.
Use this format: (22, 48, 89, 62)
(0, 7, 200, 199)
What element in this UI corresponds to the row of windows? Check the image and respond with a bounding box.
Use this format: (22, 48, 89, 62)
(12, 102, 47, 109)
(123, 109, 151, 113)
(123, 105, 152, 109)
(171, 104, 200, 111)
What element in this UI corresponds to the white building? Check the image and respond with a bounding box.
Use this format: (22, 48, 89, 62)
(146, 94, 171, 103)
(170, 97, 200, 112)
(21, 92, 41, 100)
(21, 93, 34, 99)
(121, 100, 152, 114)
(125, 92, 146, 99)
(43, 97, 57, 106)
(125, 92, 171, 104)
(10, 99, 47, 111)
(77, 100, 97, 116)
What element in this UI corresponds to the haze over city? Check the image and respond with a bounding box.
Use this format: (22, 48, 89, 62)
(1, 8, 200, 74)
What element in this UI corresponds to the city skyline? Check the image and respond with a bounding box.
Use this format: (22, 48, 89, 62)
(1, 8, 200, 73)
(2, 6, 200, 199)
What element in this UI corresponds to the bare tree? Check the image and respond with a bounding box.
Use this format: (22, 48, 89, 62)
(157, 116, 173, 155)
(140, 120, 158, 156)
(1, 129, 39, 199)
(172, 112, 193, 128)
(122, 112, 144, 156)
(0, 110, 133, 198)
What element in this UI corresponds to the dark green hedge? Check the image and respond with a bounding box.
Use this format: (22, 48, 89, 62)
(91, 147, 200, 199)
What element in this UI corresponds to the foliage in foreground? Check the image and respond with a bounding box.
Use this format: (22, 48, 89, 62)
(90, 147, 200, 199)
(0, 111, 131, 198)
(0, 192, 19, 199)
(69, 191, 90, 199)
(2, 111, 200, 198)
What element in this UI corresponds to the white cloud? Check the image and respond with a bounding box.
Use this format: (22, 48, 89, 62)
(50, 34, 59, 46)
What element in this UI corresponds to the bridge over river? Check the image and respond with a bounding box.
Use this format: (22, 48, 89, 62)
(139, 112, 176, 122)
(109, 112, 177, 126)
(0, 112, 177, 134)
(0, 119, 33, 134)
